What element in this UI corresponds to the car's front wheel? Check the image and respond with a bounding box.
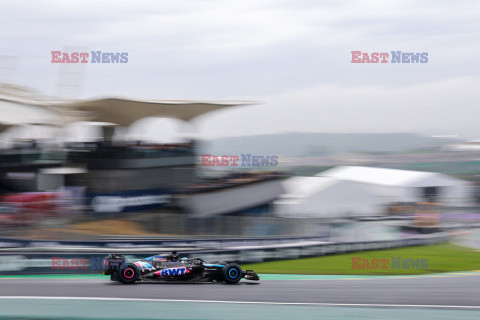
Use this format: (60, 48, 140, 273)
(222, 263, 242, 284)
(118, 263, 140, 284)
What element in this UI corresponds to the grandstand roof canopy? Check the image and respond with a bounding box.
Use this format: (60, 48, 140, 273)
(61, 98, 255, 126)
(0, 98, 62, 132)
(0, 83, 255, 128)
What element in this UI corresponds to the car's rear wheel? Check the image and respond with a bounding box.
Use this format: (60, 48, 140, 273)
(222, 263, 242, 284)
(118, 263, 140, 284)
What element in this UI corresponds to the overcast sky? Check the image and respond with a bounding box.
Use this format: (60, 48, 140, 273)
(1, 0, 479, 139)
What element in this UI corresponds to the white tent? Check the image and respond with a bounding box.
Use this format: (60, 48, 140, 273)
(318, 166, 473, 206)
(273, 176, 380, 218)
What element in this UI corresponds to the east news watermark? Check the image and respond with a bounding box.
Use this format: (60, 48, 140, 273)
(201, 154, 279, 167)
(351, 257, 428, 270)
(51, 257, 103, 270)
(51, 51, 128, 63)
(351, 51, 428, 63)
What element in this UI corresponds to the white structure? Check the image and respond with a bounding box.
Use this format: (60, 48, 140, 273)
(273, 176, 380, 218)
(318, 166, 473, 206)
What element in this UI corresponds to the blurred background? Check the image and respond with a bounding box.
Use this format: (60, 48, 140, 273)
(0, 84, 479, 241)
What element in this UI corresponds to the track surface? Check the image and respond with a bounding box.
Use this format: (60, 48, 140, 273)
(1, 274, 480, 307)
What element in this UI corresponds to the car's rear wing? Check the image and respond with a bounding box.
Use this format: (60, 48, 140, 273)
(102, 254, 126, 275)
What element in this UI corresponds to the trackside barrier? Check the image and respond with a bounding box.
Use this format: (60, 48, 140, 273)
(0, 236, 327, 250)
(0, 235, 447, 275)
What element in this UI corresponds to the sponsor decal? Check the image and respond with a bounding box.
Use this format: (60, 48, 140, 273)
(155, 267, 190, 277)
(152, 257, 167, 261)
(351, 257, 428, 269)
(203, 264, 225, 268)
(91, 194, 171, 213)
(351, 51, 428, 63)
(201, 154, 279, 167)
(51, 51, 128, 63)
(134, 261, 154, 270)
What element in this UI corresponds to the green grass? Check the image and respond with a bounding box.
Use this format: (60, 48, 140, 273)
(241, 244, 480, 275)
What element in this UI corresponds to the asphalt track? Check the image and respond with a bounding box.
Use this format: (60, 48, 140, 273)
(1, 273, 480, 306)
(0, 274, 479, 319)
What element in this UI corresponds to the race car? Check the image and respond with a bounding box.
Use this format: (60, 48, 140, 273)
(102, 251, 260, 284)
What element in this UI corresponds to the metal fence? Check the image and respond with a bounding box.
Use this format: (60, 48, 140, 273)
(0, 234, 448, 275)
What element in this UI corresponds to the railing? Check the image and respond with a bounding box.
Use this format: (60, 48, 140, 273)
(0, 234, 448, 274)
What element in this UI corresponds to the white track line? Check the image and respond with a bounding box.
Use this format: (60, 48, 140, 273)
(0, 296, 479, 310)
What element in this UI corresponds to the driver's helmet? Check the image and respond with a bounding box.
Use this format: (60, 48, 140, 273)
(171, 251, 179, 260)
(180, 257, 189, 263)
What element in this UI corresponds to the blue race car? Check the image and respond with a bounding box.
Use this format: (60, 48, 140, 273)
(103, 251, 260, 284)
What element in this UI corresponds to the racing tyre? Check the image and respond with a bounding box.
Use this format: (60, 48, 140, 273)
(118, 263, 140, 284)
(222, 263, 242, 284)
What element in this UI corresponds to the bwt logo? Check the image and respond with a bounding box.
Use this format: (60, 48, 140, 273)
(351, 51, 428, 63)
(51, 257, 103, 270)
(51, 51, 128, 63)
(351, 257, 428, 269)
(159, 267, 188, 276)
(201, 154, 279, 167)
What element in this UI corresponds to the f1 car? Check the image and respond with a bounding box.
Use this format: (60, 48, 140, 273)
(102, 251, 260, 284)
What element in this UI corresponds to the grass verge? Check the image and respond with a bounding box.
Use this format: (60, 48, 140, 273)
(241, 244, 480, 275)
